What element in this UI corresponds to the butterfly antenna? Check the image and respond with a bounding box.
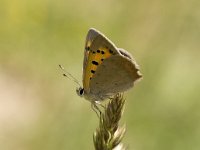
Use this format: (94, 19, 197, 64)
(59, 64, 81, 87)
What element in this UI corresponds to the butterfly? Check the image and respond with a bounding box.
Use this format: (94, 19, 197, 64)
(76, 28, 142, 102)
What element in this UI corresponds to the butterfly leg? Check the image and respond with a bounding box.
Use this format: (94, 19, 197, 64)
(95, 100, 105, 109)
(91, 102, 102, 118)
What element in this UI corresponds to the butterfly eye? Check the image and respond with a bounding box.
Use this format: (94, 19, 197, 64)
(80, 88, 84, 95)
(76, 87, 84, 97)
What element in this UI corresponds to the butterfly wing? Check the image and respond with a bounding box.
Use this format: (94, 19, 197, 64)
(89, 49, 142, 101)
(83, 28, 120, 93)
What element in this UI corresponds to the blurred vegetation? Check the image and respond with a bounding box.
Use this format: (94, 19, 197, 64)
(0, 0, 200, 150)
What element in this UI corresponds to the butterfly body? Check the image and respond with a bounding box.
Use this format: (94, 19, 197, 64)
(77, 28, 142, 102)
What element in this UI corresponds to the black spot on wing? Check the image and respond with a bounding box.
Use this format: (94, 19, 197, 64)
(109, 49, 114, 54)
(101, 51, 105, 54)
(92, 61, 99, 65)
(85, 46, 90, 51)
(91, 70, 95, 74)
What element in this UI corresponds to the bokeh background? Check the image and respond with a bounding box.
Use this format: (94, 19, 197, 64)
(0, 0, 200, 150)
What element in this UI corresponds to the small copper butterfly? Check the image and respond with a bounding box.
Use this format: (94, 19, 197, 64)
(76, 28, 142, 102)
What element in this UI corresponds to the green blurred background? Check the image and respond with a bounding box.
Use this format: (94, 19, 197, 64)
(0, 0, 200, 150)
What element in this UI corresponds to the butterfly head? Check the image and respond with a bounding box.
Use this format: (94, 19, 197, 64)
(76, 87, 84, 97)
